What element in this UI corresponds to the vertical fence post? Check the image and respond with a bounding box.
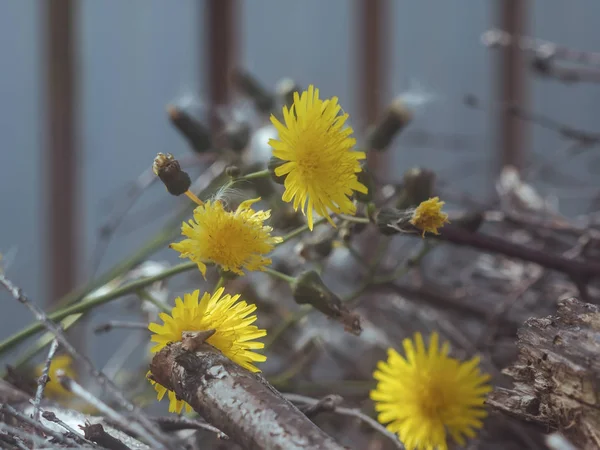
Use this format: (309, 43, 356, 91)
(498, 0, 528, 171)
(205, 0, 238, 133)
(358, 0, 389, 177)
(45, 0, 78, 304)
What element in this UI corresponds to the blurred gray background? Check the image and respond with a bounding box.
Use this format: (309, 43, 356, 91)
(2, 0, 600, 363)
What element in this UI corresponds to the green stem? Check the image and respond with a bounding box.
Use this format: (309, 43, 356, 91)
(0, 261, 196, 355)
(278, 217, 327, 244)
(214, 275, 226, 290)
(338, 214, 370, 224)
(263, 267, 296, 285)
(138, 290, 171, 313)
(238, 169, 270, 181)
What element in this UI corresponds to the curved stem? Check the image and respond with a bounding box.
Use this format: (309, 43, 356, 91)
(0, 261, 197, 356)
(263, 267, 296, 285)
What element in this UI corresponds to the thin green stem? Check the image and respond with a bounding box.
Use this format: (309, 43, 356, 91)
(138, 290, 171, 313)
(338, 214, 370, 224)
(0, 261, 197, 356)
(278, 217, 327, 244)
(214, 276, 226, 290)
(238, 169, 270, 181)
(263, 267, 296, 285)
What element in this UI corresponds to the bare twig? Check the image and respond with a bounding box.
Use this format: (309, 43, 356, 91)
(32, 338, 59, 421)
(40, 410, 100, 448)
(1, 403, 79, 447)
(149, 333, 346, 450)
(434, 224, 600, 284)
(153, 416, 228, 439)
(57, 373, 161, 449)
(0, 273, 173, 450)
(284, 393, 404, 449)
(80, 422, 133, 450)
(0, 422, 67, 449)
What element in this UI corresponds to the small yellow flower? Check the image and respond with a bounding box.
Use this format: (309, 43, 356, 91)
(35, 355, 76, 401)
(148, 288, 267, 413)
(170, 197, 282, 278)
(371, 332, 491, 450)
(268, 85, 368, 230)
(410, 197, 450, 237)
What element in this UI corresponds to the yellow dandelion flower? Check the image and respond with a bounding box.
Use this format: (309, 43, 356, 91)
(410, 197, 450, 237)
(371, 332, 491, 450)
(268, 85, 368, 230)
(35, 354, 76, 401)
(148, 288, 267, 413)
(170, 197, 282, 278)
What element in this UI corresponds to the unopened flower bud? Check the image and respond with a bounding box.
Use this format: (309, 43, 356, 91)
(292, 271, 362, 335)
(397, 168, 436, 209)
(225, 165, 241, 178)
(268, 156, 287, 185)
(232, 68, 274, 113)
(167, 106, 212, 154)
(375, 207, 413, 236)
(224, 122, 251, 152)
(152, 153, 192, 196)
(366, 98, 413, 151)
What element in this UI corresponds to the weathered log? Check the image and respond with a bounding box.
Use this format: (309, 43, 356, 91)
(149, 332, 347, 450)
(488, 297, 600, 449)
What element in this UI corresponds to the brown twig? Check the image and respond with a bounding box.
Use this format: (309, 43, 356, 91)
(153, 416, 228, 439)
(32, 338, 59, 421)
(149, 333, 347, 450)
(1, 403, 79, 447)
(434, 224, 600, 287)
(284, 393, 405, 449)
(80, 422, 132, 450)
(58, 373, 160, 449)
(0, 272, 173, 450)
(40, 410, 100, 448)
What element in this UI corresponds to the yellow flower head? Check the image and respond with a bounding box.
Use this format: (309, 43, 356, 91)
(148, 288, 267, 413)
(170, 197, 282, 278)
(35, 354, 76, 401)
(268, 85, 368, 230)
(370, 332, 491, 450)
(410, 197, 450, 237)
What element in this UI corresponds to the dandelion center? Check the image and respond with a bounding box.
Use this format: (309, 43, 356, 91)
(170, 197, 282, 277)
(269, 85, 368, 230)
(371, 332, 491, 450)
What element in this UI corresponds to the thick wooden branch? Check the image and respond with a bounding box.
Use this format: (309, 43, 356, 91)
(488, 298, 600, 449)
(437, 225, 600, 282)
(149, 335, 347, 450)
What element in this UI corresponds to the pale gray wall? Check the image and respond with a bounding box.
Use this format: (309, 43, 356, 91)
(1, 0, 598, 362)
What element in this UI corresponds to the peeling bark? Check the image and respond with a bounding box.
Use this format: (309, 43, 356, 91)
(150, 338, 347, 450)
(488, 297, 600, 449)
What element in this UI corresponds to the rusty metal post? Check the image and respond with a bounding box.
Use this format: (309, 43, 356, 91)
(45, 0, 78, 304)
(358, 0, 389, 177)
(498, 0, 528, 171)
(205, 0, 238, 133)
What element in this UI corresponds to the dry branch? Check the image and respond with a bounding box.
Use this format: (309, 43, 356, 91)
(149, 333, 348, 450)
(488, 297, 600, 449)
